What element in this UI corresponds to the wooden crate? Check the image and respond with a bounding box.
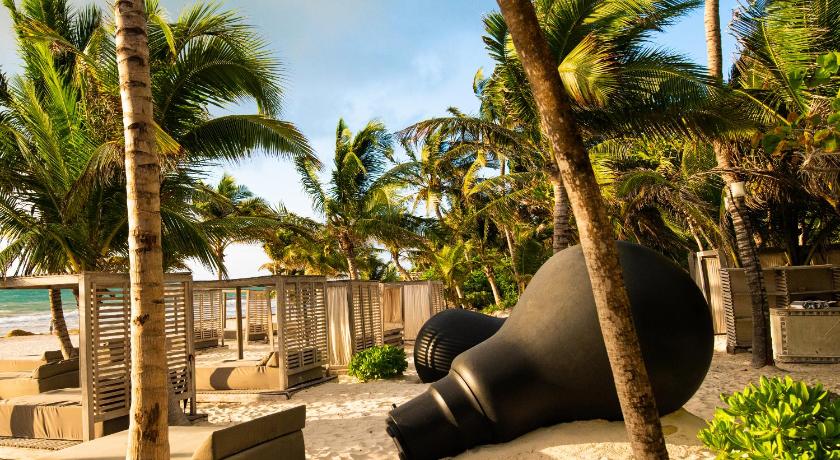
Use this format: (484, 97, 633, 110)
(720, 265, 840, 353)
(770, 308, 840, 363)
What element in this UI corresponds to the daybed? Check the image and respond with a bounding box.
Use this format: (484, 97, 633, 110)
(196, 351, 325, 391)
(37, 405, 306, 460)
(0, 388, 125, 440)
(193, 276, 329, 391)
(0, 357, 79, 399)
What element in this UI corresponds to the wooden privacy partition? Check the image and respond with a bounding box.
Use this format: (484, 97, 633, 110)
(385, 280, 448, 342)
(192, 276, 329, 389)
(0, 272, 196, 441)
(720, 265, 840, 353)
(193, 288, 224, 349)
(326, 281, 384, 367)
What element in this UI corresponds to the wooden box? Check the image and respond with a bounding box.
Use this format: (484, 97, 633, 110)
(770, 308, 840, 363)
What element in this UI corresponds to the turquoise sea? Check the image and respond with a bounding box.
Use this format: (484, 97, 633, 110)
(0, 290, 79, 335)
(0, 290, 272, 335)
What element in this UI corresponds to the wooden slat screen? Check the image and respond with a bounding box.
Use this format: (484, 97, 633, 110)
(164, 281, 192, 403)
(282, 279, 328, 375)
(245, 289, 271, 337)
(350, 282, 383, 352)
(430, 281, 447, 314)
(88, 282, 131, 422)
(193, 289, 222, 345)
(86, 276, 194, 426)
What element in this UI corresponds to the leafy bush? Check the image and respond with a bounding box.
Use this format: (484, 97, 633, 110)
(699, 376, 840, 459)
(347, 345, 407, 382)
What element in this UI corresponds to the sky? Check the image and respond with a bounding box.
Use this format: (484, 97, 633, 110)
(0, 0, 740, 280)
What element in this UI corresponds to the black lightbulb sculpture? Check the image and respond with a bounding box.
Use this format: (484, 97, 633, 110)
(387, 242, 714, 459)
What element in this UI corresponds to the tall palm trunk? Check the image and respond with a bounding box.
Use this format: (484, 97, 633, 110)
(48, 288, 75, 359)
(497, 1, 668, 458)
(216, 245, 225, 281)
(550, 174, 571, 253)
(390, 249, 412, 280)
(483, 265, 503, 306)
(502, 226, 525, 293)
(704, 0, 772, 367)
(115, 1, 170, 458)
(727, 189, 773, 366)
(339, 235, 360, 280)
(704, 0, 723, 81)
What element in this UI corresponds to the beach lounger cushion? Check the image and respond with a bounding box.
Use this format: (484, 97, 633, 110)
(256, 352, 279, 368)
(0, 349, 76, 373)
(0, 358, 79, 399)
(196, 360, 281, 391)
(0, 389, 83, 440)
(36, 405, 307, 459)
(193, 405, 305, 460)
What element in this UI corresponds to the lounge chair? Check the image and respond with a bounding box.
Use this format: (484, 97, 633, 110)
(0, 388, 125, 440)
(0, 357, 79, 399)
(0, 350, 76, 373)
(37, 405, 306, 459)
(196, 352, 282, 391)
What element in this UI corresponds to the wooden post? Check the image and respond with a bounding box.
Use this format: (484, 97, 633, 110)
(218, 290, 225, 347)
(235, 287, 244, 360)
(184, 280, 196, 416)
(275, 279, 288, 389)
(77, 273, 95, 441)
(267, 288, 276, 349)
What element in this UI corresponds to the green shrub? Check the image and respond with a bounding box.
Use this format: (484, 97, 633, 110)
(699, 376, 840, 459)
(347, 345, 407, 382)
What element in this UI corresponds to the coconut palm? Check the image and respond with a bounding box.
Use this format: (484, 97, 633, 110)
(708, 0, 840, 366)
(299, 119, 416, 279)
(496, 1, 670, 457)
(195, 174, 269, 279)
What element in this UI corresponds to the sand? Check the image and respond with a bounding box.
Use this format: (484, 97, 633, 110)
(1, 334, 839, 459)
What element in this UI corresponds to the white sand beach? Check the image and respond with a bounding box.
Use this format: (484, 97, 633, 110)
(1, 334, 839, 459)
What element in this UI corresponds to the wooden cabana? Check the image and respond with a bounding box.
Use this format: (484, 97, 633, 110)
(192, 276, 329, 390)
(326, 281, 384, 368)
(0, 273, 196, 441)
(381, 280, 448, 342)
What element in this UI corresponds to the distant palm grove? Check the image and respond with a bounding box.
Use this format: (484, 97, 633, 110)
(2, 0, 840, 318)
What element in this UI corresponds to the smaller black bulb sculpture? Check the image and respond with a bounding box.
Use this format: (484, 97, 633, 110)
(414, 309, 505, 383)
(387, 242, 714, 460)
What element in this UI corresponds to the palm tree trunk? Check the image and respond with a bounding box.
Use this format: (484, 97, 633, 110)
(550, 174, 571, 253)
(704, 5, 772, 367)
(49, 288, 75, 359)
(114, 1, 170, 457)
(483, 265, 503, 306)
(340, 236, 360, 280)
(216, 245, 225, 281)
(497, 2, 668, 458)
(391, 249, 412, 281)
(502, 226, 524, 293)
(704, 0, 723, 81)
(727, 191, 773, 367)
(454, 284, 465, 308)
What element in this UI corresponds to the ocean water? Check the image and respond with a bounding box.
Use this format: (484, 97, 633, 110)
(0, 289, 79, 335)
(0, 290, 273, 335)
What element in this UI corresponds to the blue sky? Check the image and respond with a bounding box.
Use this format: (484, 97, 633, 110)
(0, 0, 739, 280)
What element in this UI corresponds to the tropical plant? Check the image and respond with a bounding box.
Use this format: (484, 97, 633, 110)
(496, 0, 670, 457)
(699, 376, 840, 459)
(347, 345, 408, 382)
(1, 0, 314, 359)
(195, 174, 269, 279)
(298, 119, 416, 279)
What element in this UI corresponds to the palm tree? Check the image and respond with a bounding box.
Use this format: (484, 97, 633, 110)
(718, 0, 840, 366)
(299, 119, 414, 279)
(112, 0, 169, 457)
(195, 174, 269, 279)
(496, 1, 668, 458)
